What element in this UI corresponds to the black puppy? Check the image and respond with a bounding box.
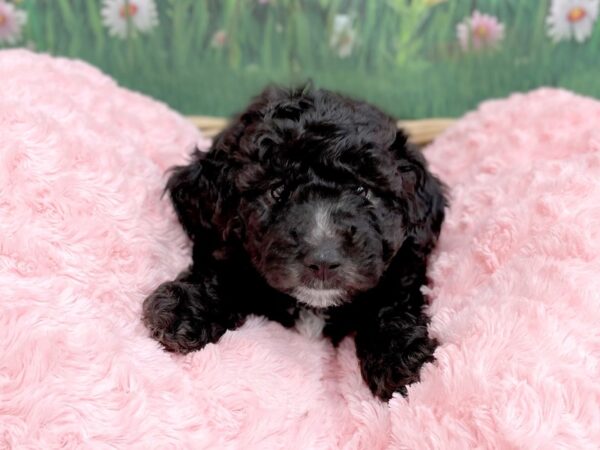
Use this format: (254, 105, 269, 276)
(143, 86, 446, 400)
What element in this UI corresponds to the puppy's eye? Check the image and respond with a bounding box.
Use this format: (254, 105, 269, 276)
(355, 186, 369, 197)
(270, 185, 286, 202)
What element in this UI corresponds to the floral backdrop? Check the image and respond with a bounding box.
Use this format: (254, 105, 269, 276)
(1, 0, 600, 119)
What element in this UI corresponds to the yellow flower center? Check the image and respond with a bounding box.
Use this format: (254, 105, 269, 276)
(119, 3, 138, 18)
(0, 14, 6, 26)
(567, 7, 586, 22)
(473, 25, 489, 38)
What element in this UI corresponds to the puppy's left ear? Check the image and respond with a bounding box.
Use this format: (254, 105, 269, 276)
(391, 130, 447, 252)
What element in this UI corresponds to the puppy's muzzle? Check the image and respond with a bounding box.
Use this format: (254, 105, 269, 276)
(303, 242, 342, 282)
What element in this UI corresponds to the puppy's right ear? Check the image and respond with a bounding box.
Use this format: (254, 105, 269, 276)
(166, 149, 223, 241)
(390, 130, 447, 253)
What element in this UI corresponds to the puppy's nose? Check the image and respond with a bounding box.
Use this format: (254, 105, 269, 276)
(304, 248, 341, 281)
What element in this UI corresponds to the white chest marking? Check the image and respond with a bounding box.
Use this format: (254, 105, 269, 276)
(295, 308, 327, 339)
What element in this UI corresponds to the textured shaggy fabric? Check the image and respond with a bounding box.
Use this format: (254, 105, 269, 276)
(1, 50, 599, 449)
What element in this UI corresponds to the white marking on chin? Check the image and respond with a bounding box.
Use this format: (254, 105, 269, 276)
(292, 287, 345, 308)
(295, 308, 327, 339)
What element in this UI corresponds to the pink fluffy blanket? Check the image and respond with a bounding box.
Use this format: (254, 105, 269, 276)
(1, 50, 600, 449)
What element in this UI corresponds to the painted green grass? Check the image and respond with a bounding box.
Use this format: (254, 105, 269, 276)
(7, 0, 600, 118)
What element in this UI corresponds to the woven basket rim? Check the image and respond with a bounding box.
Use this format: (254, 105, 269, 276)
(187, 115, 456, 146)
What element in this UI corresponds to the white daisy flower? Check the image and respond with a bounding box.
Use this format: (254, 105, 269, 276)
(547, 0, 599, 43)
(0, 1, 27, 45)
(101, 0, 158, 39)
(329, 14, 357, 58)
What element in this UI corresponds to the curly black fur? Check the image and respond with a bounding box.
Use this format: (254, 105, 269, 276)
(143, 86, 447, 401)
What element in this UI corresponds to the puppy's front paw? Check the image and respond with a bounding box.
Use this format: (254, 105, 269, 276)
(358, 328, 437, 401)
(142, 280, 229, 354)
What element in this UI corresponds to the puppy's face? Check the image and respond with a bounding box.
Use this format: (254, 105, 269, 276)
(241, 175, 404, 308)
(169, 87, 444, 310)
